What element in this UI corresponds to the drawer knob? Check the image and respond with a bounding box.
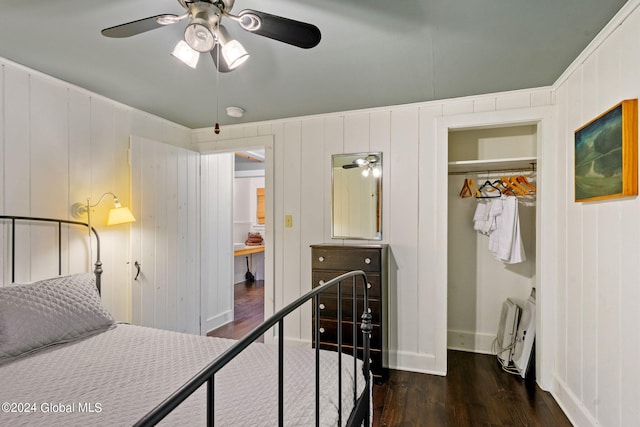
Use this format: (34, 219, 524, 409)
(364, 257, 371, 264)
(367, 282, 372, 289)
(319, 280, 325, 286)
(318, 256, 325, 262)
(319, 327, 325, 333)
(319, 304, 325, 310)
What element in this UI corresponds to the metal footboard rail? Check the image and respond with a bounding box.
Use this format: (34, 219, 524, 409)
(135, 270, 372, 427)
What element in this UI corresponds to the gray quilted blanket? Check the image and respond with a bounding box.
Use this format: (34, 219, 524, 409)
(0, 324, 365, 426)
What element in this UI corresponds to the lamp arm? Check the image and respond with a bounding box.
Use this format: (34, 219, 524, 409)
(71, 192, 123, 220)
(88, 192, 119, 209)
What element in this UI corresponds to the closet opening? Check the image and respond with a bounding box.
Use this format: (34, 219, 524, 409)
(447, 124, 538, 379)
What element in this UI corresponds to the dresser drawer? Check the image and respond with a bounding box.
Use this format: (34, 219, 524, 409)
(312, 271, 381, 298)
(315, 294, 381, 323)
(312, 247, 381, 272)
(315, 319, 382, 349)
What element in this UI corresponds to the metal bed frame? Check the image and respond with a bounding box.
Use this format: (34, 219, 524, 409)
(0, 215, 102, 293)
(135, 269, 372, 427)
(0, 215, 371, 426)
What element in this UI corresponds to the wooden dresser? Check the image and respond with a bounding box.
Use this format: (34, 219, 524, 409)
(310, 244, 388, 382)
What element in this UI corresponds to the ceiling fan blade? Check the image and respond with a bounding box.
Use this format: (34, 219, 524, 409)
(237, 9, 321, 49)
(101, 15, 178, 38)
(210, 45, 233, 73)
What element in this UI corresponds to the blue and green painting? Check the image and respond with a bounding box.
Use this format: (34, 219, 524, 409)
(575, 105, 623, 201)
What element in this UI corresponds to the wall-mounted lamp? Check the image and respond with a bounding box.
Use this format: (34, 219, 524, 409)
(72, 192, 136, 226)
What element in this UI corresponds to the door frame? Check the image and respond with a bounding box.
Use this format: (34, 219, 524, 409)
(199, 135, 275, 342)
(435, 106, 557, 390)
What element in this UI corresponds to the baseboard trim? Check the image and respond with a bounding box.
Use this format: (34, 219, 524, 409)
(551, 377, 598, 427)
(203, 310, 233, 334)
(387, 350, 444, 376)
(447, 329, 496, 354)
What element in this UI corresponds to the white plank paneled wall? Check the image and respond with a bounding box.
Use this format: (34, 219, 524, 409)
(551, 1, 640, 426)
(194, 86, 556, 379)
(0, 58, 191, 324)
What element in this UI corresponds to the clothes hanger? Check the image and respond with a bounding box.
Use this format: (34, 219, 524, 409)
(459, 178, 474, 198)
(500, 176, 527, 196)
(517, 175, 537, 192)
(508, 176, 532, 195)
(468, 178, 481, 197)
(477, 179, 503, 198)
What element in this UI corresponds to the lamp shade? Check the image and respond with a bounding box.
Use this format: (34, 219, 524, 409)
(107, 206, 136, 225)
(172, 40, 200, 68)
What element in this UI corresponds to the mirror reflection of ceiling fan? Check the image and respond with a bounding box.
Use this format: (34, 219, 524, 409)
(342, 154, 381, 177)
(101, 0, 321, 72)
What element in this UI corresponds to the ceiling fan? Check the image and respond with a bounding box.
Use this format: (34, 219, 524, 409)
(101, 0, 321, 72)
(342, 154, 381, 177)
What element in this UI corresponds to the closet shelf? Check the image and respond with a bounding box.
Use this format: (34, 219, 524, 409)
(448, 156, 536, 174)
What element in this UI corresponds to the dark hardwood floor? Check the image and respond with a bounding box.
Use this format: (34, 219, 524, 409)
(208, 279, 265, 342)
(209, 281, 572, 427)
(373, 352, 571, 427)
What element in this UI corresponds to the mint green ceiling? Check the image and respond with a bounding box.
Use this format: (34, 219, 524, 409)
(0, 0, 627, 128)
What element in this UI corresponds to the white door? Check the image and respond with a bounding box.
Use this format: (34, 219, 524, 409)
(130, 136, 201, 334)
(200, 153, 234, 333)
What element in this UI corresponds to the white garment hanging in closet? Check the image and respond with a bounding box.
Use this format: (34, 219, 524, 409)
(473, 195, 525, 264)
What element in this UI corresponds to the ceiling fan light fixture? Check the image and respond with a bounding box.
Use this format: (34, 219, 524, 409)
(221, 39, 249, 69)
(171, 40, 200, 68)
(185, 18, 216, 52)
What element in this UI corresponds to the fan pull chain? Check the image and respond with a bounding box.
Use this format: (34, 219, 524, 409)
(214, 42, 221, 134)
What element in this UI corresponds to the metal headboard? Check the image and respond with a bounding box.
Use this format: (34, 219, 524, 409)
(0, 215, 102, 294)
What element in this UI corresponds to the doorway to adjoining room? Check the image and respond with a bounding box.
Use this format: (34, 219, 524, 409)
(209, 150, 266, 341)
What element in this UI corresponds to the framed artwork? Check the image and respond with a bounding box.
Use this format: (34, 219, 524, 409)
(575, 99, 638, 202)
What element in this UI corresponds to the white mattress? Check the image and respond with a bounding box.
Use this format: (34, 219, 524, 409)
(0, 324, 365, 426)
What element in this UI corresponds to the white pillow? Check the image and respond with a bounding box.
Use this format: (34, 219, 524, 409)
(0, 273, 116, 364)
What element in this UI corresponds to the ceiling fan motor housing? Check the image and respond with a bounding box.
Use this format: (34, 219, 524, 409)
(179, 0, 234, 13)
(184, 2, 223, 52)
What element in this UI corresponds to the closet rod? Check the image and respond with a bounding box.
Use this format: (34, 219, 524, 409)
(448, 165, 536, 176)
